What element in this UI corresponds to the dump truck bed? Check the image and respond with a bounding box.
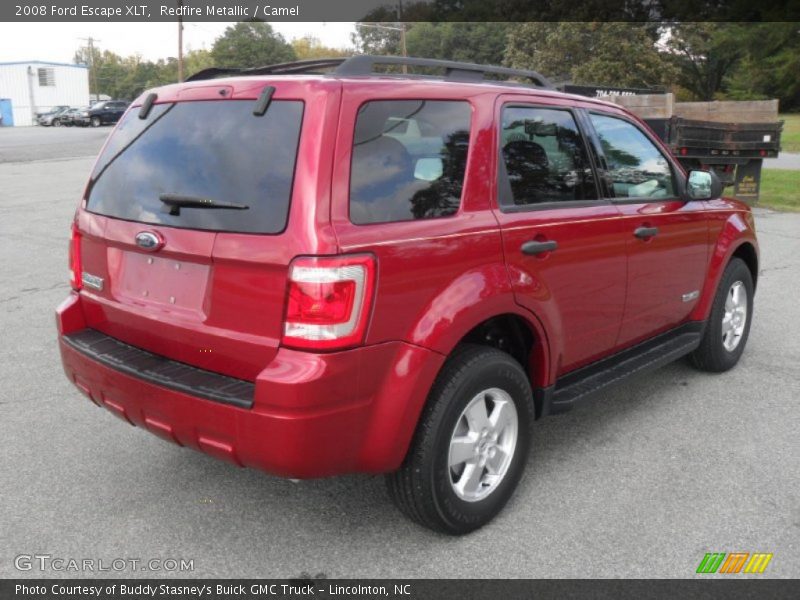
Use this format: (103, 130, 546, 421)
(660, 116, 782, 160)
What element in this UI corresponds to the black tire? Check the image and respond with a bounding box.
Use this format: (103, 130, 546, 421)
(386, 344, 534, 535)
(53, 119, 62, 127)
(91, 116, 101, 127)
(690, 258, 754, 372)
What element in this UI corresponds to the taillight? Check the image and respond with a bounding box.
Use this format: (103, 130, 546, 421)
(69, 223, 82, 291)
(282, 255, 376, 350)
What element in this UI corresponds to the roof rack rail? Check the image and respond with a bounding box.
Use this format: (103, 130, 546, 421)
(186, 55, 553, 89)
(185, 67, 241, 82)
(335, 55, 553, 88)
(185, 58, 349, 82)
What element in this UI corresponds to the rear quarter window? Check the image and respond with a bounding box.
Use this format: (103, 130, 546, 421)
(349, 100, 472, 225)
(85, 99, 304, 234)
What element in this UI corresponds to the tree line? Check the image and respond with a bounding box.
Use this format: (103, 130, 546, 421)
(73, 23, 349, 101)
(75, 22, 800, 111)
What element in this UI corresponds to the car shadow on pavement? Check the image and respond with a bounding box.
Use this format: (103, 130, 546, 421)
(140, 358, 701, 542)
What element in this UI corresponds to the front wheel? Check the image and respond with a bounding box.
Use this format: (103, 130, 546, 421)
(690, 257, 754, 372)
(386, 344, 534, 535)
(91, 116, 101, 127)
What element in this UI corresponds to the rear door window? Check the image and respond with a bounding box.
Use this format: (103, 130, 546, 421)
(85, 100, 304, 234)
(349, 100, 472, 225)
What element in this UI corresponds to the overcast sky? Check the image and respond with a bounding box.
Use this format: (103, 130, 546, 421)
(0, 22, 357, 64)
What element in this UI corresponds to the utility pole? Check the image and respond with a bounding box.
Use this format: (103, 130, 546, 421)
(399, 24, 407, 65)
(78, 36, 100, 102)
(397, 0, 407, 73)
(177, 0, 185, 82)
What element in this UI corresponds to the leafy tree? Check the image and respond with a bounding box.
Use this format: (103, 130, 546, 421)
(74, 45, 107, 97)
(357, 0, 654, 23)
(352, 0, 439, 54)
(405, 23, 510, 65)
(73, 47, 177, 101)
(505, 22, 674, 88)
(351, 22, 408, 56)
(183, 48, 215, 78)
(291, 36, 350, 60)
(211, 22, 296, 69)
(664, 23, 744, 101)
(350, 21, 510, 71)
(426, 0, 654, 21)
(723, 23, 800, 110)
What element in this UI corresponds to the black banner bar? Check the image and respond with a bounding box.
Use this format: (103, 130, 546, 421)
(2, 579, 799, 600)
(3, 0, 800, 22)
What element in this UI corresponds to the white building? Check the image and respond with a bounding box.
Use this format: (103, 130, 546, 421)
(0, 61, 90, 127)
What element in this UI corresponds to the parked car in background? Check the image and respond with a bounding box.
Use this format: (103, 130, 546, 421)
(85, 101, 128, 127)
(38, 106, 71, 127)
(73, 107, 91, 127)
(60, 107, 88, 127)
(36, 105, 70, 121)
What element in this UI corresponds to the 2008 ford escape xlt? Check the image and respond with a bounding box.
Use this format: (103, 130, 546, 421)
(57, 56, 758, 534)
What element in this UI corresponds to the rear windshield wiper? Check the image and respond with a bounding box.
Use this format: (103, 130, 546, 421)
(159, 194, 249, 216)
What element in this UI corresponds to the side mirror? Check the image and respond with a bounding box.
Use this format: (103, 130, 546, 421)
(686, 169, 722, 201)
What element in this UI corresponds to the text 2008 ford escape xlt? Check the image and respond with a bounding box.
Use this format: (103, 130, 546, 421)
(56, 56, 759, 534)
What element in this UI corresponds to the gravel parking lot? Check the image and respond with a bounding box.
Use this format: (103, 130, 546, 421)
(1, 126, 798, 579)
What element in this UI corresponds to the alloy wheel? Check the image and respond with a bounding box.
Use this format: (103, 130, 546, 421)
(722, 280, 748, 352)
(448, 387, 518, 502)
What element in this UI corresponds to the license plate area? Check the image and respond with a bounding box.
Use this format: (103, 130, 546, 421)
(110, 250, 210, 318)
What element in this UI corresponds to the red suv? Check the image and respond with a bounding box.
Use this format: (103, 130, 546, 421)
(56, 56, 758, 534)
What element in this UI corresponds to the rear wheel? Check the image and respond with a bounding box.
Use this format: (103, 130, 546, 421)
(690, 258, 754, 372)
(386, 344, 534, 535)
(53, 119, 61, 127)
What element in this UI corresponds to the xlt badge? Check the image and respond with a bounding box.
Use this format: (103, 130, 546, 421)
(81, 272, 104, 291)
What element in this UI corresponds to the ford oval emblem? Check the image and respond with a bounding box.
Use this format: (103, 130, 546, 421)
(135, 231, 164, 251)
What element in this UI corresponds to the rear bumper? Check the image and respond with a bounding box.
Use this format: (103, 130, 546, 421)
(57, 292, 444, 478)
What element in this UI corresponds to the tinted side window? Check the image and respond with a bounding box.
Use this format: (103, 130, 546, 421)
(350, 100, 471, 225)
(589, 114, 676, 199)
(500, 107, 597, 206)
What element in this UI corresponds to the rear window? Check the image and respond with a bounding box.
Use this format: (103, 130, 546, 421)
(350, 100, 472, 225)
(85, 100, 304, 234)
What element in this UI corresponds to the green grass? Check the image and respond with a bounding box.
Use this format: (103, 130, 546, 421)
(759, 169, 800, 211)
(780, 113, 800, 153)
